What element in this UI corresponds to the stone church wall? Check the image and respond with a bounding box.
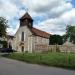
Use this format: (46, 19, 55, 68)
(32, 36, 49, 52)
(12, 26, 33, 52)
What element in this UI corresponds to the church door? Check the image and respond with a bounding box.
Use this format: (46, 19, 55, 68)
(21, 46, 24, 52)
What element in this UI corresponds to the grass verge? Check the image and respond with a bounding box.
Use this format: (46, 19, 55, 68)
(2, 52, 75, 70)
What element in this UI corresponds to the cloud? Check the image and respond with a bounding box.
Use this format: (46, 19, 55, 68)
(0, 0, 23, 35)
(21, 0, 75, 35)
(21, 0, 72, 14)
(0, 0, 75, 35)
(7, 22, 19, 35)
(0, 0, 18, 20)
(34, 8, 75, 35)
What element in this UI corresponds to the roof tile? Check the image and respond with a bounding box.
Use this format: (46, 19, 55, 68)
(32, 28, 50, 38)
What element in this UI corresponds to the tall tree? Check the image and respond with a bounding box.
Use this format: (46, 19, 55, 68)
(49, 35, 63, 45)
(65, 25, 75, 44)
(0, 17, 8, 37)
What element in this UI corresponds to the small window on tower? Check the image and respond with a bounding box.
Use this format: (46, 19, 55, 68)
(25, 19, 28, 23)
(29, 23, 31, 26)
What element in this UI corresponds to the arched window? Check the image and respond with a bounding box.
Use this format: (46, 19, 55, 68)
(21, 32, 24, 41)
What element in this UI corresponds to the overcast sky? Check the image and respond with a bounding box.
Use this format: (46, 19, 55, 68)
(0, 0, 75, 35)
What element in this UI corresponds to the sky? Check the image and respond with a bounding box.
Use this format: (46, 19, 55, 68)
(0, 0, 75, 35)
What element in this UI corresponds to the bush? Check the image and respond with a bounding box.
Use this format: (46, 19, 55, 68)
(2, 41, 7, 48)
(0, 41, 7, 48)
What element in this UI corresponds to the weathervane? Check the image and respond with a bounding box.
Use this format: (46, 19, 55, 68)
(26, 7, 28, 12)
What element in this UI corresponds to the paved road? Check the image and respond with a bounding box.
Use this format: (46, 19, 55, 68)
(0, 57, 75, 75)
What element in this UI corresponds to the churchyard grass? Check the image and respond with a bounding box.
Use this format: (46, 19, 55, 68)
(2, 52, 75, 70)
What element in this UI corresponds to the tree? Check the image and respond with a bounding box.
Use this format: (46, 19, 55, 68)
(49, 35, 63, 45)
(0, 17, 8, 37)
(62, 34, 69, 43)
(0, 17, 8, 48)
(64, 25, 75, 44)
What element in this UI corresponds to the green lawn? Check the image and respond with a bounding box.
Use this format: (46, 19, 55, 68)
(3, 52, 75, 70)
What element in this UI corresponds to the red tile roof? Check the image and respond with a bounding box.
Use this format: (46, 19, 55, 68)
(31, 28, 50, 38)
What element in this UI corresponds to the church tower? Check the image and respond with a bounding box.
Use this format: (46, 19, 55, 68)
(19, 12, 33, 28)
(12, 12, 50, 53)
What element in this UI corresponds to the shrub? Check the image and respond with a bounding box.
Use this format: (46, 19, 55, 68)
(0, 41, 7, 48)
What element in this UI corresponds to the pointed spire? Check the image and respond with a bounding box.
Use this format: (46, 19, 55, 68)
(20, 12, 33, 21)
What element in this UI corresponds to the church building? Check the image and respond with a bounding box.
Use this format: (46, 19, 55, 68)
(12, 12, 50, 53)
